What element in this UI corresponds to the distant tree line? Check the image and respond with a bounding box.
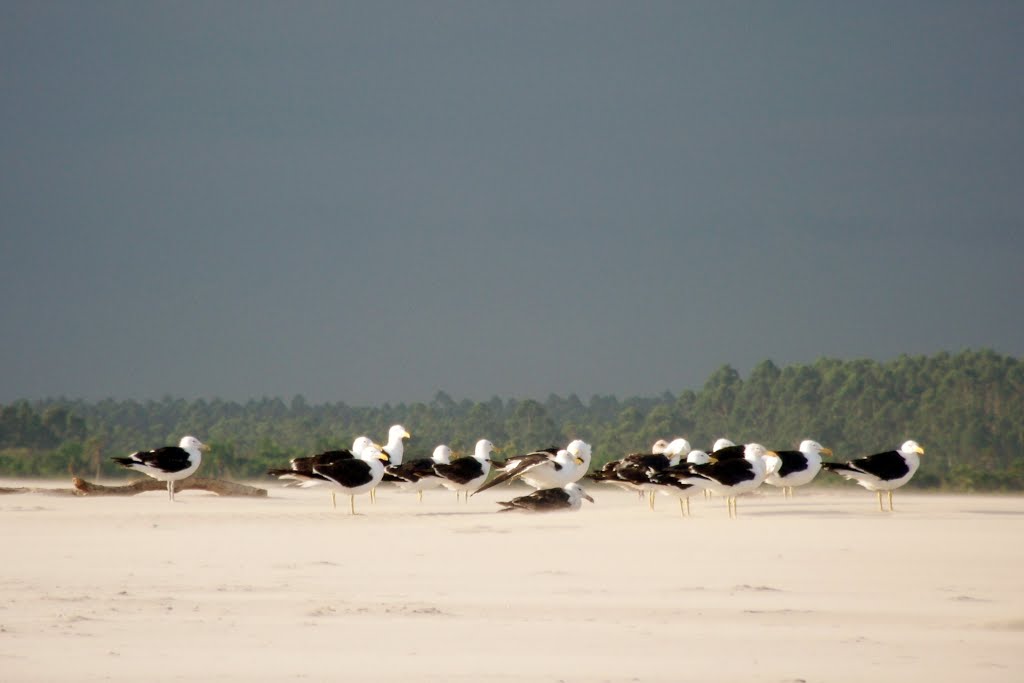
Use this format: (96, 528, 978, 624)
(1, 349, 1022, 490)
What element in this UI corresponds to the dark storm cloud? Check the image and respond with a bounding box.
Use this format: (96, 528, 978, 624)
(2, 2, 1022, 403)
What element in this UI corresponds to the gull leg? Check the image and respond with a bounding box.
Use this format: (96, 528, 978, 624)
(350, 495, 356, 515)
(679, 498, 685, 517)
(418, 490, 423, 503)
(888, 490, 894, 512)
(370, 487, 376, 504)
(331, 492, 337, 509)
(685, 496, 691, 517)
(877, 490, 884, 512)
(167, 480, 173, 502)
(648, 491, 656, 512)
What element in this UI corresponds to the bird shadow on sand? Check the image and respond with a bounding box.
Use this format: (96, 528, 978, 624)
(730, 508, 857, 518)
(964, 508, 1024, 516)
(411, 510, 497, 518)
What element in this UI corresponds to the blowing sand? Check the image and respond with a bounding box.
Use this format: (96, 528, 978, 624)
(2, 481, 1022, 682)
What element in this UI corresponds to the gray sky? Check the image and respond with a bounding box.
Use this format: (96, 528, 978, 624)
(2, 2, 1022, 405)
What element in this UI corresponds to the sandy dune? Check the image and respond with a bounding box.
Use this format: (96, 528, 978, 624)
(2, 481, 1022, 682)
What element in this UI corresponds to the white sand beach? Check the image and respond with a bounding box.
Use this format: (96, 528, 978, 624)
(2, 482, 1022, 682)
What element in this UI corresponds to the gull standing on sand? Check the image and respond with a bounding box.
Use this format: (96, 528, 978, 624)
(589, 439, 670, 497)
(589, 438, 690, 510)
(372, 425, 411, 501)
(822, 440, 924, 511)
(267, 444, 373, 509)
(434, 439, 495, 502)
(310, 444, 390, 515)
(668, 443, 772, 518)
(111, 436, 208, 502)
(473, 444, 586, 496)
(648, 449, 711, 517)
(763, 440, 831, 497)
(387, 444, 453, 502)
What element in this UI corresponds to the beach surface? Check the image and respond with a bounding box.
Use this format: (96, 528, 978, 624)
(2, 481, 1022, 682)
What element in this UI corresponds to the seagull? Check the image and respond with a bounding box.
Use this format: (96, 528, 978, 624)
(565, 440, 593, 482)
(379, 425, 411, 466)
(496, 482, 595, 513)
(434, 439, 495, 502)
(763, 439, 831, 497)
(695, 438, 741, 498)
(589, 438, 690, 510)
(648, 449, 711, 517)
(111, 436, 208, 501)
(668, 443, 772, 518)
(472, 444, 585, 496)
(822, 440, 925, 511)
(709, 438, 748, 461)
(268, 446, 362, 508)
(387, 444, 453, 502)
(588, 439, 671, 497)
(352, 436, 374, 455)
(372, 425, 411, 500)
(310, 444, 390, 515)
(614, 438, 692, 511)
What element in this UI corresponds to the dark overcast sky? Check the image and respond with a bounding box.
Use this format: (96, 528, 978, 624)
(2, 2, 1022, 405)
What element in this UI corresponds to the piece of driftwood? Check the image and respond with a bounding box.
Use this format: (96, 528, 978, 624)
(0, 485, 83, 497)
(71, 476, 267, 497)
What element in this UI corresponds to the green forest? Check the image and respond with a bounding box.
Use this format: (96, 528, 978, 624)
(2, 349, 1022, 491)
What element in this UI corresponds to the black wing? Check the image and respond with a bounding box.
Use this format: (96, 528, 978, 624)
(709, 444, 747, 461)
(689, 458, 756, 486)
(497, 487, 571, 512)
(114, 446, 193, 473)
(490, 447, 558, 470)
(622, 453, 670, 470)
(609, 454, 670, 485)
(773, 450, 810, 478)
(850, 450, 910, 481)
(313, 459, 376, 488)
(473, 453, 556, 495)
(387, 458, 439, 483)
(588, 460, 626, 482)
(433, 458, 485, 485)
(277, 449, 355, 477)
(648, 471, 698, 492)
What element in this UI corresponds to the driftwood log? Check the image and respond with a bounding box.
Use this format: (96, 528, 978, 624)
(71, 476, 267, 497)
(0, 485, 82, 497)
(1, 477, 266, 497)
